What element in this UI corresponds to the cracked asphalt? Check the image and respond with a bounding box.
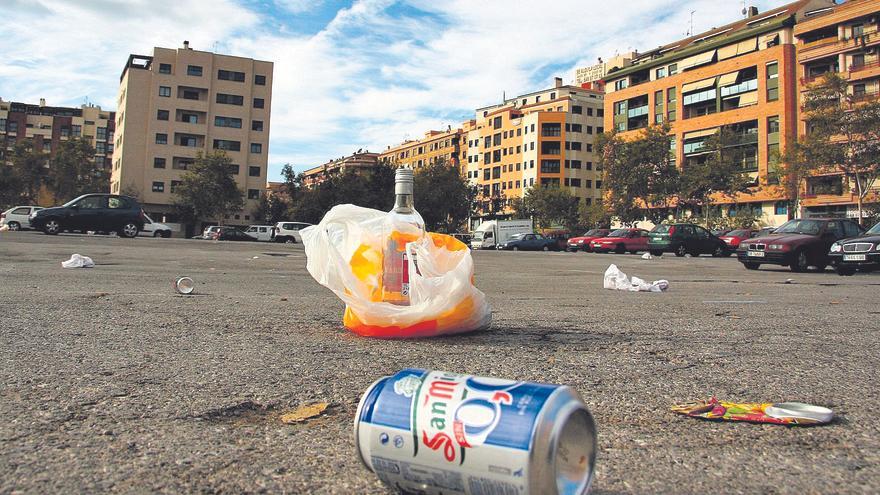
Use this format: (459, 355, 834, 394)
(1, 231, 878, 494)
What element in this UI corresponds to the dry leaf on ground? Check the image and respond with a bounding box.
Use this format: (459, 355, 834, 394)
(280, 402, 329, 424)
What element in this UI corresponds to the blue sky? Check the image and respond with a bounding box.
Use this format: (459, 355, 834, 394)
(0, 0, 782, 181)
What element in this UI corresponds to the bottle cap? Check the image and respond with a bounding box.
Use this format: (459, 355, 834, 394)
(395, 168, 414, 195)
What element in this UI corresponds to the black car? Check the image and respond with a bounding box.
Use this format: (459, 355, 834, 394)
(829, 220, 880, 275)
(648, 223, 731, 257)
(497, 233, 558, 251)
(213, 226, 258, 241)
(29, 194, 145, 238)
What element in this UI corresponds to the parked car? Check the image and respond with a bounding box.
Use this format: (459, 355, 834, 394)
(544, 230, 572, 250)
(497, 233, 558, 251)
(712, 228, 733, 236)
(737, 218, 864, 272)
(212, 226, 258, 241)
(590, 228, 649, 254)
(719, 229, 758, 249)
(566, 229, 611, 252)
(756, 226, 778, 237)
(202, 226, 221, 239)
(648, 223, 730, 257)
(139, 214, 172, 238)
(274, 221, 312, 243)
(1, 206, 43, 230)
(245, 225, 276, 242)
(29, 194, 144, 238)
(828, 220, 880, 276)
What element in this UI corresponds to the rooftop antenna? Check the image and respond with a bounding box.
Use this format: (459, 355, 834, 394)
(688, 10, 696, 36)
(741, 0, 748, 17)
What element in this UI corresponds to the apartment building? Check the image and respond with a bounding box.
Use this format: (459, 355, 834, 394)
(1, 98, 115, 168)
(111, 42, 273, 225)
(604, 0, 835, 227)
(379, 127, 464, 170)
(575, 53, 636, 85)
(301, 151, 380, 188)
(469, 77, 605, 220)
(795, 0, 880, 219)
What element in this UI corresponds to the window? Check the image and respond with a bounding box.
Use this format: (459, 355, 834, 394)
(493, 116, 502, 129)
(493, 150, 501, 162)
(570, 159, 582, 169)
(249, 166, 261, 177)
(541, 122, 561, 136)
(570, 124, 582, 133)
(179, 136, 198, 147)
(766, 62, 779, 101)
(667, 87, 677, 122)
(159, 63, 172, 74)
(595, 180, 602, 189)
(255, 74, 266, 85)
(214, 116, 242, 128)
(228, 164, 240, 175)
(181, 113, 198, 124)
(656, 67, 667, 79)
(159, 86, 171, 97)
(157, 109, 169, 121)
(251, 120, 263, 132)
(155, 133, 167, 144)
(152, 181, 165, 193)
(540, 160, 560, 173)
(170, 180, 182, 193)
(852, 23, 864, 38)
(187, 65, 203, 76)
(572, 105, 583, 114)
(493, 133, 502, 146)
(570, 178, 582, 187)
(173, 159, 192, 170)
(250, 143, 262, 154)
(71, 125, 81, 137)
(483, 168, 491, 180)
(216, 93, 244, 105)
(218, 70, 246, 82)
(614, 79, 628, 91)
(569, 141, 582, 151)
(213, 139, 240, 151)
(182, 89, 200, 100)
(253, 98, 265, 109)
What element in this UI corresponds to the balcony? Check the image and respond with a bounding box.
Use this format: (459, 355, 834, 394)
(799, 31, 880, 63)
(851, 89, 880, 103)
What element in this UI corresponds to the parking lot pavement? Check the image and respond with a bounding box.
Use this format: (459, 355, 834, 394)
(1, 231, 878, 494)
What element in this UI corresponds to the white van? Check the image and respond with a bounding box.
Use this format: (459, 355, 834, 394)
(274, 221, 312, 243)
(245, 225, 276, 242)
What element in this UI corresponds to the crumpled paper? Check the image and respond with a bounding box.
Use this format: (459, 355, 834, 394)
(62, 253, 95, 268)
(603, 264, 668, 292)
(671, 397, 833, 425)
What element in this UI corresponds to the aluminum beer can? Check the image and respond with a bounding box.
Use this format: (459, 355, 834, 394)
(173, 277, 194, 295)
(354, 368, 597, 494)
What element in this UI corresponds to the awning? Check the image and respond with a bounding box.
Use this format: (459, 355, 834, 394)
(684, 128, 719, 140)
(679, 49, 717, 70)
(738, 92, 759, 107)
(717, 71, 740, 87)
(718, 37, 757, 60)
(759, 33, 779, 49)
(682, 76, 717, 93)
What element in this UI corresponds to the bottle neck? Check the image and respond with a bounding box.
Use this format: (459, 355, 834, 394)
(394, 193, 414, 212)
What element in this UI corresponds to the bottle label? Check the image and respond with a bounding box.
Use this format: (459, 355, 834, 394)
(401, 252, 410, 297)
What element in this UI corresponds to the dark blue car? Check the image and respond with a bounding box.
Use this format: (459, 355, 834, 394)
(496, 233, 558, 251)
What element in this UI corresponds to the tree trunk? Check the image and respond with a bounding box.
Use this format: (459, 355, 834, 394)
(855, 172, 864, 226)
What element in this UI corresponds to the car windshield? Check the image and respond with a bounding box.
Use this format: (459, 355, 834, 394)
(652, 225, 672, 233)
(609, 229, 629, 237)
(474, 231, 484, 240)
(62, 195, 89, 207)
(868, 222, 880, 234)
(509, 234, 525, 240)
(728, 229, 749, 237)
(774, 219, 822, 235)
(583, 229, 601, 236)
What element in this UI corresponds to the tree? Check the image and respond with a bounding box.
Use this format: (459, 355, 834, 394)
(0, 164, 24, 209)
(786, 72, 880, 225)
(47, 138, 107, 203)
(252, 192, 289, 224)
(578, 199, 612, 229)
(597, 124, 680, 225)
(679, 128, 752, 224)
(287, 160, 396, 224)
(10, 141, 47, 203)
(522, 185, 579, 230)
(172, 151, 244, 224)
(413, 158, 472, 233)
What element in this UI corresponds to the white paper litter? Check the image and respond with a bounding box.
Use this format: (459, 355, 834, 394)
(641, 252, 653, 260)
(603, 264, 668, 292)
(62, 253, 95, 268)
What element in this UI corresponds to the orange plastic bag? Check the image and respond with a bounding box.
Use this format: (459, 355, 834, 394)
(301, 205, 492, 338)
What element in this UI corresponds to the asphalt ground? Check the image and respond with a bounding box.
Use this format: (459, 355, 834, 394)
(1, 231, 878, 494)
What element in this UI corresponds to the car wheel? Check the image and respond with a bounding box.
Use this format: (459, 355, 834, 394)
(43, 219, 61, 235)
(542, 245, 550, 251)
(812, 264, 827, 273)
(674, 244, 687, 257)
(7, 221, 20, 231)
(836, 266, 856, 276)
(712, 245, 726, 257)
(615, 244, 626, 254)
(153, 231, 162, 237)
(743, 262, 760, 270)
(650, 250, 663, 257)
(512, 246, 519, 251)
(161, 231, 172, 238)
(790, 249, 809, 273)
(629, 250, 639, 254)
(119, 222, 139, 238)
(285, 237, 296, 244)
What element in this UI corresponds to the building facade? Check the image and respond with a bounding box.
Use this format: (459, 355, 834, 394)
(603, 0, 835, 227)
(575, 53, 636, 85)
(301, 151, 380, 188)
(110, 42, 273, 225)
(379, 127, 464, 170)
(795, 0, 880, 219)
(469, 77, 605, 220)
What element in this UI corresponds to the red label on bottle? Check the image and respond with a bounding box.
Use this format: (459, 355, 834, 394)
(401, 252, 410, 297)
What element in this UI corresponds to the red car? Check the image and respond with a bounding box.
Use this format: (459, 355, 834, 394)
(719, 229, 758, 249)
(590, 228, 650, 253)
(566, 229, 611, 252)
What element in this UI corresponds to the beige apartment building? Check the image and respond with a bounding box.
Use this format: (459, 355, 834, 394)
(301, 151, 380, 188)
(379, 127, 465, 170)
(110, 42, 273, 228)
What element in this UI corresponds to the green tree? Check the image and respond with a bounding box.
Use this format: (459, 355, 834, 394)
(47, 138, 107, 203)
(597, 124, 679, 225)
(523, 185, 579, 230)
(679, 128, 752, 224)
(578, 199, 612, 229)
(413, 159, 472, 233)
(252, 192, 290, 224)
(172, 151, 244, 224)
(0, 164, 24, 209)
(785, 72, 880, 225)
(10, 141, 47, 203)
(287, 160, 396, 224)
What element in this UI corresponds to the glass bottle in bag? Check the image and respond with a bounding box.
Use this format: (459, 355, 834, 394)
(381, 168, 425, 306)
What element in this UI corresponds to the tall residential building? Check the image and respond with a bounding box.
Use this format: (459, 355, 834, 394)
(111, 42, 273, 224)
(795, 0, 880, 219)
(575, 53, 636, 85)
(301, 151, 380, 188)
(603, 0, 835, 227)
(469, 77, 605, 221)
(379, 127, 464, 170)
(1, 99, 115, 167)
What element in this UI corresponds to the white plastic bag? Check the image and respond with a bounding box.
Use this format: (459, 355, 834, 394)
(301, 204, 491, 338)
(603, 264, 668, 292)
(62, 254, 95, 268)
